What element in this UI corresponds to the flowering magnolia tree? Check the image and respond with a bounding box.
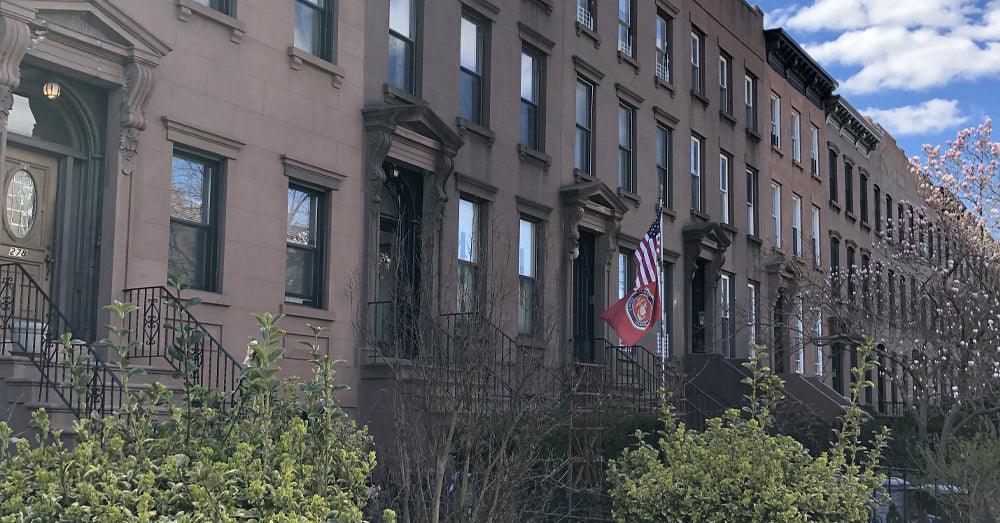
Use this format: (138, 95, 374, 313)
(789, 120, 1000, 442)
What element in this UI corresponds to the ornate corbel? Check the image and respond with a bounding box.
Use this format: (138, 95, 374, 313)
(0, 15, 30, 164)
(604, 214, 622, 267)
(363, 121, 394, 209)
(565, 204, 584, 260)
(119, 60, 156, 175)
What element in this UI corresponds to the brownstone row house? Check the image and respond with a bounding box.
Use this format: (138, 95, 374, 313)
(0, 0, 928, 442)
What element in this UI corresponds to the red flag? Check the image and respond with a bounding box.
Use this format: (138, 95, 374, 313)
(600, 281, 661, 347)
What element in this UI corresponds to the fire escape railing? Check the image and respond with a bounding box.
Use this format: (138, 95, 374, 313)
(0, 262, 125, 418)
(123, 286, 243, 405)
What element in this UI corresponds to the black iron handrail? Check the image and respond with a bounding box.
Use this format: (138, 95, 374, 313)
(122, 286, 243, 405)
(366, 301, 565, 412)
(0, 262, 125, 418)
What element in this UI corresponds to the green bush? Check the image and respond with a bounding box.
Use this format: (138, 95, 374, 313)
(0, 306, 383, 522)
(608, 343, 889, 523)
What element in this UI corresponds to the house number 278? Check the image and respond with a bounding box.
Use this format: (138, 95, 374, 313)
(7, 247, 27, 258)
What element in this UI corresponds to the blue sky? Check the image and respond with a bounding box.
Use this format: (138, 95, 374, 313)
(755, 0, 1000, 160)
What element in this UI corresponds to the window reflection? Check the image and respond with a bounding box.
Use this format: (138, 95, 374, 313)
(6, 93, 73, 147)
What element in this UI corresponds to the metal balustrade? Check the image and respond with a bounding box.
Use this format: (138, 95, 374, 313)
(0, 262, 124, 418)
(576, 6, 594, 30)
(123, 286, 243, 405)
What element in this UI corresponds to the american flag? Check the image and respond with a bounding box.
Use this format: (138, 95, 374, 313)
(633, 218, 661, 289)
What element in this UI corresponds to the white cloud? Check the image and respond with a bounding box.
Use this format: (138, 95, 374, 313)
(863, 99, 969, 136)
(772, 0, 977, 32)
(770, 0, 1000, 94)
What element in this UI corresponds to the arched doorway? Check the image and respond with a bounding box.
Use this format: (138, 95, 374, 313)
(3, 66, 106, 339)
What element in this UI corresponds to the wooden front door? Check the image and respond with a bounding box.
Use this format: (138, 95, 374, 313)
(1, 147, 58, 288)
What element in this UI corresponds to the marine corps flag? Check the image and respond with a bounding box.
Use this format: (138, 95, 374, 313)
(599, 218, 662, 346)
(599, 281, 661, 347)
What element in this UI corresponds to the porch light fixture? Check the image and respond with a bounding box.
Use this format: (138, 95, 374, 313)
(42, 81, 61, 100)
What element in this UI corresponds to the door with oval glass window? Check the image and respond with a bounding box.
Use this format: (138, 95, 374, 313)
(1, 146, 58, 288)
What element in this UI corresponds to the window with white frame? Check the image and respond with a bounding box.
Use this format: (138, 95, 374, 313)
(719, 53, 731, 114)
(769, 93, 781, 148)
(744, 74, 756, 131)
(459, 14, 487, 125)
(618, 103, 635, 192)
(575, 77, 594, 172)
(576, 0, 594, 30)
(388, 0, 417, 93)
(792, 194, 802, 257)
(617, 0, 634, 56)
(746, 167, 757, 236)
(518, 218, 537, 335)
(810, 125, 819, 176)
(793, 298, 804, 373)
(690, 135, 702, 211)
(813, 309, 823, 375)
(811, 205, 821, 266)
(720, 274, 733, 358)
(657, 125, 672, 208)
(655, 14, 671, 82)
(457, 198, 480, 312)
(791, 110, 801, 163)
(719, 153, 731, 225)
(618, 248, 637, 299)
(747, 281, 758, 356)
(690, 30, 702, 94)
(771, 182, 781, 248)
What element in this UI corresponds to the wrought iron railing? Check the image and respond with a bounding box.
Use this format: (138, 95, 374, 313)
(366, 301, 564, 412)
(0, 263, 125, 418)
(576, 5, 594, 30)
(123, 286, 243, 405)
(571, 337, 676, 413)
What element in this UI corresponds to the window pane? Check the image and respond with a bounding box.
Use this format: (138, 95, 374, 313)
(171, 156, 209, 223)
(518, 219, 535, 277)
(575, 128, 589, 171)
(285, 247, 316, 298)
(287, 188, 315, 246)
(460, 18, 480, 72)
(459, 70, 481, 122)
(458, 199, 477, 262)
(389, 0, 412, 38)
(575, 80, 591, 126)
(520, 102, 537, 148)
(520, 52, 536, 102)
(388, 34, 412, 91)
(293, 2, 323, 56)
(618, 105, 631, 146)
(518, 276, 536, 335)
(169, 222, 208, 289)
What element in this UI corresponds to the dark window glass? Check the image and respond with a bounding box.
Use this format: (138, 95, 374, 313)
(657, 126, 672, 208)
(859, 173, 868, 222)
(618, 103, 634, 192)
(828, 151, 838, 202)
(286, 184, 326, 307)
(459, 15, 485, 124)
(830, 237, 840, 299)
(655, 14, 671, 82)
(294, 0, 333, 60)
(844, 162, 854, 213)
(847, 246, 856, 301)
(389, 0, 416, 93)
(169, 151, 221, 292)
(520, 50, 542, 150)
(574, 78, 593, 172)
(874, 185, 882, 232)
(193, 0, 233, 15)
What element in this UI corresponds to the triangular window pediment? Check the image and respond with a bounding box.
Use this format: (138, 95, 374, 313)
(30, 0, 171, 64)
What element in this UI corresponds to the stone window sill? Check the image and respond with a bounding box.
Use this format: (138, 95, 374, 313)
(618, 187, 641, 208)
(617, 51, 640, 75)
(180, 289, 231, 307)
(456, 117, 496, 146)
(860, 220, 871, 232)
(575, 22, 600, 48)
(720, 111, 737, 127)
(690, 90, 710, 109)
(281, 302, 335, 321)
(573, 168, 596, 183)
(746, 127, 762, 143)
(654, 76, 676, 97)
(663, 207, 677, 221)
(690, 208, 710, 222)
(747, 234, 763, 245)
(383, 83, 423, 105)
(845, 210, 857, 222)
(793, 160, 804, 172)
(771, 145, 784, 158)
(517, 144, 551, 170)
(288, 47, 345, 88)
(176, 0, 245, 43)
(829, 199, 841, 212)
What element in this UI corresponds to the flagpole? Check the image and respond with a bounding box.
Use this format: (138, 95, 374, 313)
(657, 187, 668, 391)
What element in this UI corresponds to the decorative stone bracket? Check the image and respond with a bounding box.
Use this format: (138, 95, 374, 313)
(0, 14, 30, 167)
(119, 60, 156, 175)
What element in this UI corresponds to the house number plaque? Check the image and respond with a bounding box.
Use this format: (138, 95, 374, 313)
(7, 247, 27, 257)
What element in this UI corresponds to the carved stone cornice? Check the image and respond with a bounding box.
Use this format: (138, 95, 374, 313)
(119, 60, 155, 173)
